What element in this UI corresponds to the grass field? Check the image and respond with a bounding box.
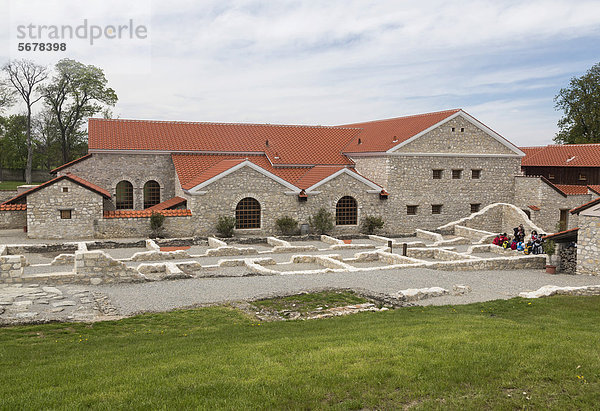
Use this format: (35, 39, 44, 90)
(0, 296, 599, 409)
(253, 290, 368, 314)
(0, 181, 29, 191)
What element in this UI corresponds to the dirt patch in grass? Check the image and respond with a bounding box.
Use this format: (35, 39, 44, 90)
(253, 290, 367, 314)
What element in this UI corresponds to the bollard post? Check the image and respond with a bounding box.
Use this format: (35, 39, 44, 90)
(402, 242, 408, 256)
(388, 240, 393, 253)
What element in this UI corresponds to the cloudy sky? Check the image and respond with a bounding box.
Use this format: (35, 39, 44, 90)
(2, 0, 600, 146)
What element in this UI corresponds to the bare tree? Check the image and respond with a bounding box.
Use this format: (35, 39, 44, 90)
(3, 60, 48, 183)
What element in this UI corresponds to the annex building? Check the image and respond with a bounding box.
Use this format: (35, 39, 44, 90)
(1, 109, 598, 239)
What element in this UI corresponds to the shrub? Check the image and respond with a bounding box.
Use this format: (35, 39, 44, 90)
(361, 215, 384, 234)
(276, 216, 298, 236)
(150, 212, 165, 238)
(543, 239, 556, 257)
(216, 216, 236, 238)
(309, 208, 334, 235)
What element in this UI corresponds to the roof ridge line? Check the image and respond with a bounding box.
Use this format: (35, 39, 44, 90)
(339, 108, 462, 126)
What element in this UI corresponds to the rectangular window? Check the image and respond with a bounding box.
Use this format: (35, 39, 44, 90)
(452, 169, 462, 179)
(548, 173, 555, 180)
(432, 204, 442, 214)
(432, 169, 443, 179)
(62, 187, 69, 193)
(579, 173, 587, 181)
(407, 205, 418, 215)
(60, 210, 72, 220)
(471, 169, 481, 179)
(470, 203, 481, 213)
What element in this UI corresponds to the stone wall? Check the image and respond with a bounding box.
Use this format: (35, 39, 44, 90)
(74, 250, 146, 284)
(27, 179, 104, 239)
(0, 210, 26, 229)
(186, 165, 385, 236)
(514, 176, 590, 233)
(558, 244, 577, 275)
(0, 255, 24, 283)
(94, 215, 194, 238)
(577, 214, 600, 275)
(0, 190, 18, 203)
(57, 153, 176, 210)
(352, 156, 389, 189)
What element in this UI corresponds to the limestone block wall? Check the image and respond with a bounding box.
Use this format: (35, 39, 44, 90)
(0, 255, 24, 283)
(74, 250, 146, 284)
(94, 216, 194, 238)
(352, 156, 389, 189)
(57, 153, 176, 210)
(0, 190, 18, 203)
(383, 155, 520, 232)
(514, 176, 590, 233)
(0, 210, 26, 229)
(186, 166, 386, 236)
(27, 179, 104, 239)
(577, 215, 600, 275)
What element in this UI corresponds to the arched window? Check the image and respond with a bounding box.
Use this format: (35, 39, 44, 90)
(115, 181, 133, 210)
(143, 180, 160, 209)
(336, 196, 357, 225)
(235, 197, 261, 229)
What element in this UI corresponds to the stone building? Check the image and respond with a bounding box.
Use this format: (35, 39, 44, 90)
(0, 108, 596, 239)
(571, 198, 600, 275)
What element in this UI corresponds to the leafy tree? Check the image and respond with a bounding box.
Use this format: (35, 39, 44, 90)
(0, 82, 15, 112)
(554, 62, 600, 144)
(44, 59, 117, 163)
(0, 114, 28, 171)
(33, 109, 61, 170)
(2, 60, 48, 183)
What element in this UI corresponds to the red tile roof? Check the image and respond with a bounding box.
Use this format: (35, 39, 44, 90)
(0, 173, 110, 206)
(588, 185, 600, 195)
(88, 118, 359, 166)
(147, 196, 187, 211)
(0, 204, 26, 211)
(103, 209, 192, 219)
(294, 166, 345, 189)
(571, 197, 600, 215)
(542, 227, 579, 241)
(528, 205, 541, 211)
(554, 185, 591, 195)
(340, 109, 462, 153)
(519, 146, 545, 158)
(173, 154, 309, 190)
(521, 144, 600, 167)
(50, 154, 92, 173)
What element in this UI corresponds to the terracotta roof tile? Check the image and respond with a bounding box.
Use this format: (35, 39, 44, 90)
(88, 118, 358, 166)
(0, 204, 26, 211)
(341, 109, 462, 153)
(542, 227, 579, 241)
(294, 166, 345, 189)
(103, 209, 192, 219)
(587, 185, 600, 195)
(147, 196, 187, 211)
(571, 197, 600, 214)
(528, 205, 541, 211)
(521, 144, 600, 167)
(554, 185, 590, 195)
(51, 154, 92, 173)
(0, 173, 110, 206)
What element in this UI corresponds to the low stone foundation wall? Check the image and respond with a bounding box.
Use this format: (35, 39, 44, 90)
(0, 210, 26, 229)
(74, 251, 146, 284)
(0, 255, 24, 283)
(94, 216, 194, 238)
(454, 225, 494, 243)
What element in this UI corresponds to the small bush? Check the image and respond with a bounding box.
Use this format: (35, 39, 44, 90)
(276, 216, 298, 236)
(150, 212, 165, 237)
(543, 239, 556, 257)
(361, 215, 384, 234)
(216, 216, 236, 237)
(309, 208, 334, 235)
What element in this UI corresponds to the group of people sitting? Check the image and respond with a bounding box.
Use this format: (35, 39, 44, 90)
(491, 224, 545, 255)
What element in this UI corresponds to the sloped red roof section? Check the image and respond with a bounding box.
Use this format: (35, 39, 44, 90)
(555, 185, 591, 195)
(51, 154, 92, 173)
(340, 109, 461, 153)
(0, 204, 26, 211)
(521, 144, 600, 167)
(88, 118, 359, 166)
(147, 196, 187, 211)
(1, 173, 110, 205)
(294, 166, 345, 189)
(173, 154, 308, 190)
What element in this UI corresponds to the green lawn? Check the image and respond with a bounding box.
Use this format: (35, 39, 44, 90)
(0, 181, 29, 191)
(0, 296, 599, 409)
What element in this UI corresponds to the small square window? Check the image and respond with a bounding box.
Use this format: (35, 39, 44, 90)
(460, 127, 465, 132)
(407, 205, 418, 216)
(62, 187, 69, 193)
(472, 169, 481, 179)
(60, 210, 72, 220)
(432, 204, 442, 214)
(452, 169, 462, 179)
(548, 173, 555, 180)
(579, 173, 587, 181)
(470, 203, 481, 213)
(432, 169, 443, 179)
(451, 127, 455, 132)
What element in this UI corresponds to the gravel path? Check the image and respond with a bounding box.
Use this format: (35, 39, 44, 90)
(93, 268, 600, 315)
